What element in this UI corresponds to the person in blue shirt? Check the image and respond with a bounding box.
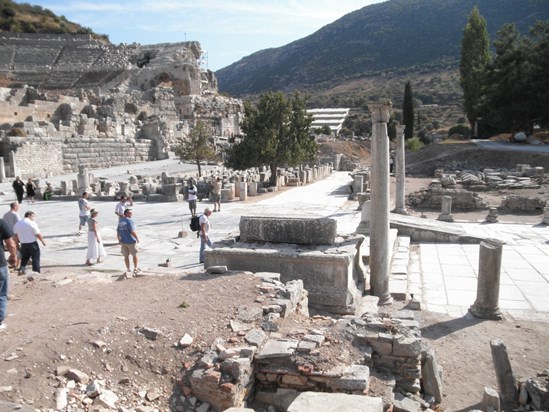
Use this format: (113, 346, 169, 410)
(116, 209, 140, 277)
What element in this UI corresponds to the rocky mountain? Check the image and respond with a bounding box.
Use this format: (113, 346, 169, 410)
(216, 0, 549, 98)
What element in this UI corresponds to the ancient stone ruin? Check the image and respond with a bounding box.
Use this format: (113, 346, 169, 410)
(0, 33, 242, 178)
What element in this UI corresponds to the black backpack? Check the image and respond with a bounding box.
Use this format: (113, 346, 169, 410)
(190, 215, 201, 232)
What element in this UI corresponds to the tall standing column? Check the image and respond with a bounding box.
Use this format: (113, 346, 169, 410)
(394, 125, 408, 214)
(369, 102, 393, 305)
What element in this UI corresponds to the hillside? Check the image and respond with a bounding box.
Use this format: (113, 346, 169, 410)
(0, 0, 107, 40)
(216, 0, 549, 102)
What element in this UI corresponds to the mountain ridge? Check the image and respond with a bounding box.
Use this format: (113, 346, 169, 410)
(215, 0, 549, 98)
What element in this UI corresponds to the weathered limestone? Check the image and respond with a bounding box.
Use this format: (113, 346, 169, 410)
(482, 387, 501, 412)
(470, 239, 503, 320)
(239, 216, 337, 245)
(239, 182, 247, 201)
(287, 392, 383, 412)
(0, 157, 5, 182)
(543, 206, 549, 225)
(369, 102, 392, 305)
(486, 207, 499, 223)
(394, 125, 408, 215)
(437, 196, 454, 222)
(490, 339, 518, 411)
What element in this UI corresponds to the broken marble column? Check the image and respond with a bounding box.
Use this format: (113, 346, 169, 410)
(369, 102, 392, 305)
(356, 200, 371, 235)
(9, 150, 17, 177)
(239, 182, 247, 201)
(353, 175, 363, 197)
(394, 125, 408, 215)
(470, 239, 503, 320)
(0, 157, 5, 182)
(543, 206, 549, 225)
(437, 196, 454, 222)
(77, 165, 89, 191)
(490, 339, 518, 411)
(486, 207, 499, 223)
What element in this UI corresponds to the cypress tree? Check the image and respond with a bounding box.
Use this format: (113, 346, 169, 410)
(460, 6, 491, 133)
(402, 81, 414, 140)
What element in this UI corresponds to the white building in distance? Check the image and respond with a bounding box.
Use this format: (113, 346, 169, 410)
(308, 108, 350, 136)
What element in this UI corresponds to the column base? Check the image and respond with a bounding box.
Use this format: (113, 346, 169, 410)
(469, 304, 503, 320)
(437, 213, 454, 222)
(392, 207, 409, 215)
(377, 295, 393, 306)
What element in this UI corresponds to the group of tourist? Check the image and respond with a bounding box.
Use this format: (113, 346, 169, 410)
(12, 176, 38, 204)
(1, 177, 218, 332)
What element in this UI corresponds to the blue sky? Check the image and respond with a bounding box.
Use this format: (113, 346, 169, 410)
(26, 0, 385, 71)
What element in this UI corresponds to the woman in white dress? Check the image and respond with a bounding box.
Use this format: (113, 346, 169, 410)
(86, 209, 106, 265)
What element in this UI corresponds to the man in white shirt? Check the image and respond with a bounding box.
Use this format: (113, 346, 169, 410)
(199, 207, 213, 264)
(78, 192, 91, 235)
(187, 180, 198, 217)
(115, 195, 134, 219)
(13, 211, 46, 275)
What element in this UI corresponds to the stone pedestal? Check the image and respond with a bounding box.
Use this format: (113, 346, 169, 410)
(437, 196, 454, 222)
(354, 175, 363, 195)
(394, 125, 408, 215)
(239, 182, 247, 201)
(77, 165, 89, 191)
(470, 239, 503, 320)
(0, 157, 5, 182)
(9, 150, 17, 178)
(542, 206, 549, 225)
(486, 207, 499, 223)
(369, 102, 393, 305)
(248, 182, 258, 196)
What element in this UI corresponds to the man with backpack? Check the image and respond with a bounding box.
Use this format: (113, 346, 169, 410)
(198, 208, 213, 264)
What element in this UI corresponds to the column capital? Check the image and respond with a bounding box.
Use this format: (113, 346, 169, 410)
(369, 101, 392, 123)
(396, 125, 405, 135)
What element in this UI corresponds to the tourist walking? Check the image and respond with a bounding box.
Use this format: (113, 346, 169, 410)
(26, 178, 36, 203)
(187, 180, 198, 217)
(86, 209, 106, 266)
(117, 209, 140, 277)
(78, 192, 91, 234)
(212, 177, 221, 212)
(0, 217, 17, 332)
(13, 211, 46, 275)
(199, 207, 214, 264)
(115, 194, 133, 219)
(12, 177, 25, 204)
(3, 202, 21, 269)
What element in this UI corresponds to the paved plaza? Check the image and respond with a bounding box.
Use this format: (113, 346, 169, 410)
(1, 161, 548, 322)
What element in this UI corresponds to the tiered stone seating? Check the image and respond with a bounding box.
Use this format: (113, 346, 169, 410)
(42, 71, 83, 89)
(54, 46, 104, 68)
(0, 46, 14, 70)
(73, 70, 114, 88)
(13, 47, 60, 70)
(10, 71, 48, 86)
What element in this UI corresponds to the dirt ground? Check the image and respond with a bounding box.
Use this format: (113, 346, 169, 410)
(1, 143, 549, 411)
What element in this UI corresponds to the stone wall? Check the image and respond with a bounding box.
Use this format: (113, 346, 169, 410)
(9, 136, 155, 177)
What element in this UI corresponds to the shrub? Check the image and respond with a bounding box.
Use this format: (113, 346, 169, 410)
(406, 137, 424, 152)
(448, 124, 471, 137)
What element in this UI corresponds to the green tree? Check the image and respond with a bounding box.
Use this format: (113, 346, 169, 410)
(483, 24, 534, 134)
(529, 21, 549, 128)
(174, 120, 217, 177)
(225, 92, 317, 186)
(460, 6, 490, 132)
(402, 81, 414, 139)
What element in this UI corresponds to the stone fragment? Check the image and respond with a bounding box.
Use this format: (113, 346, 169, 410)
(326, 364, 370, 391)
(421, 347, 443, 403)
(90, 340, 107, 348)
(0, 386, 13, 393)
(525, 377, 549, 410)
(482, 387, 501, 412)
(490, 339, 518, 410)
(256, 339, 298, 359)
(66, 368, 90, 384)
(303, 334, 325, 346)
(206, 265, 227, 274)
(146, 387, 162, 401)
(287, 392, 383, 412)
(237, 305, 263, 323)
(195, 403, 210, 412)
(93, 389, 119, 409)
(179, 333, 194, 347)
(393, 392, 421, 412)
(140, 327, 163, 340)
(297, 340, 317, 353)
(244, 329, 267, 347)
(55, 388, 68, 410)
(230, 320, 254, 332)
